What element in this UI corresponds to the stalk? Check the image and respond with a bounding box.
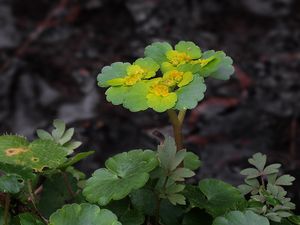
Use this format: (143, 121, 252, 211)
(167, 109, 186, 151)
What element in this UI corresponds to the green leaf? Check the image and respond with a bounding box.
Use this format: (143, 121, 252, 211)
(175, 41, 201, 59)
(52, 119, 66, 140)
(0, 174, 24, 194)
(59, 151, 94, 169)
(123, 81, 151, 112)
(170, 167, 195, 181)
(157, 136, 177, 171)
(105, 86, 129, 105)
(144, 42, 173, 64)
(264, 164, 281, 175)
(133, 57, 159, 78)
(83, 150, 158, 206)
(201, 51, 234, 80)
(147, 92, 177, 113)
(38, 173, 79, 217)
(183, 184, 207, 209)
(275, 175, 295, 186)
(19, 213, 44, 225)
(174, 74, 206, 110)
(213, 210, 270, 225)
(167, 193, 186, 205)
(49, 203, 121, 225)
(36, 129, 53, 140)
(97, 62, 130, 87)
(289, 215, 300, 224)
(238, 184, 253, 195)
(240, 168, 261, 179)
(58, 128, 74, 145)
(0, 135, 67, 172)
(120, 209, 145, 225)
(159, 199, 184, 225)
(130, 188, 156, 216)
(183, 152, 202, 170)
(249, 153, 267, 171)
(0, 163, 35, 180)
(199, 179, 246, 217)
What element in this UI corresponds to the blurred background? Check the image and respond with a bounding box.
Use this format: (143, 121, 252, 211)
(0, 0, 299, 208)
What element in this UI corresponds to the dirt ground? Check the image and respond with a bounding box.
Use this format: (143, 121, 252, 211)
(0, 0, 300, 209)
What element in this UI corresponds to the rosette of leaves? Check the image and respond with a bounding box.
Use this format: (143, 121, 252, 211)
(238, 153, 296, 222)
(49, 203, 121, 225)
(97, 41, 234, 113)
(37, 119, 82, 155)
(154, 136, 201, 205)
(83, 149, 159, 206)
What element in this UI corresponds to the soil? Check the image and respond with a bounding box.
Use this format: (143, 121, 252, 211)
(0, 0, 300, 210)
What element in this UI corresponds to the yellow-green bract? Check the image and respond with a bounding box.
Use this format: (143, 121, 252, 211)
(97, 41, 234, 112)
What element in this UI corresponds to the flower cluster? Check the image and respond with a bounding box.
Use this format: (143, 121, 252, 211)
(97, 41, 234, 112)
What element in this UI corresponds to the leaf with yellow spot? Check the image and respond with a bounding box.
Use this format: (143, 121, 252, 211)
(0, 135, 67, 172)
(97, 62, 130, 87)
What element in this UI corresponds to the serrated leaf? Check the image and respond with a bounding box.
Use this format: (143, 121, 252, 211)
(130, 188, 156, 216)
(183, 184, 207, 208)
(52, 119, 66, 140)
(238, 184, 253, 195)
(0, 174, 24, 194)
(38, 173, 79, 217)
(240, 168, 261, 179)
(170, 168, 195, 181)
(105, 86, 129, 106)
(83, 150, 158, 206)
(123, 81, 151, 112)
(184, 152, 202, 170)
(49, 203, 121, 225)
(213, 210, 270, 225)
(249, 153, 267, 171)
(60, 151, 94, 169)
(201, 51, 234, 80)
(168, 193, 186, 205)
(289, 215, 300, 224)
(175, 41, 201, 59)
(157, 137, 177, 171)
(159, 199, 184, 225)
(264, 164, 281, 175)
(19, 213, 44, 225)
(58, 128, 74, 145)
(169, 149, 186, 171)
(275, 175, 295, 186)
(199, 179, 247, 217)
(0, 135, 67, 172)
(36, 129, 53, 140)
(144, 42, 173, 64)
(120, 209, 144, 225)
(174, 74, 206, 110)
(97, 62, 130, 87)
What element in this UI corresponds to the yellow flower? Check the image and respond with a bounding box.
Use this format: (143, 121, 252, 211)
(166, 50, 192, 66)
(162, 70, 193, 87)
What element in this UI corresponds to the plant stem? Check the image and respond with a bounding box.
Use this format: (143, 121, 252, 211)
(167, 109, 186, 151)
(4, 194, 10, 225)
(62, 172, 76, 199)
(27, 180, 48, 225)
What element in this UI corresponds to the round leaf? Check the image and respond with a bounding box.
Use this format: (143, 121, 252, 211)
(213, 210, 269, 225)
(175, 74, 206, 110)
(83, 150, 158, 205)
(97, 62, 130, 87)
(144, 42, 173, 64)
(49, 203, 121, 225)
(175, 41, 201, 59)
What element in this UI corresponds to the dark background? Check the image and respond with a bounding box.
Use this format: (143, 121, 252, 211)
(0, 0, 300, 208)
